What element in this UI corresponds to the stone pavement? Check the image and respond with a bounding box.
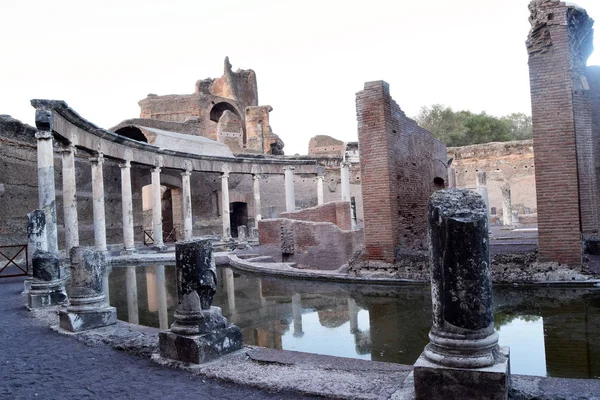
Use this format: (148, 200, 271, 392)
(0, 276, 320, 400)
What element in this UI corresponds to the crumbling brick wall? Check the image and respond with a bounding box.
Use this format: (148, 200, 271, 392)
(280, 201, 352, 230)
(356, 81, 447, 263)
(527, 0, 597, 265)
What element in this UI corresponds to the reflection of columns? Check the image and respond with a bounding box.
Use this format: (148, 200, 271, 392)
(292, 293, 303, 337)
(476, 171, 491, 233)
(221, 171, 231, 239)
(90, 154, 107, 252)
(154, 265, 169, 330)
(317, 175, 324, 205)
(60, 145, 79, 254)
(224, 267, 236, 315)
(181, 170, 193, 240)
(253, 174, 262, 224)
(501, 186, 512, 226)
(448, 166, 457, 188)
(348, 298, 359, 333)
(126, 266, 139, 324)
(341, 162, 351, 201)
(35, 124, 58, 254)
(120, 161, 135, 252)
(284, 167, 296, 212)
(102, 266, 111, 307)
(151, 167, 164, 247)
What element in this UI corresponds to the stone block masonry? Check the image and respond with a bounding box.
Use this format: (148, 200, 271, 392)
(527, 0, 598, 265)
(280, 201, 352, 230)
(356, 81, 447, 263)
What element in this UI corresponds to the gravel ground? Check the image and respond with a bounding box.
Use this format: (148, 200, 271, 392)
(0, 277, 321, 400)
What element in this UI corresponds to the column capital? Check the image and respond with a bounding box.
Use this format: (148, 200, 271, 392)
(253, 174, 261, 181)
(221, 171, 230, 179)
(89, 153, 105, 165)
(341, 161, 351, 168)
(35, 131, 53, 140)
(152, 166, 162, 174)
(283, 166, 296, 172)
(119, 160, 131, 169)
(181, 170, 192, 177)
(317, 175, 324, 181)
(59, 144, 77, 155)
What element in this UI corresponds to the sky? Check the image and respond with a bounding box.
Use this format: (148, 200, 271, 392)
(2, 0, 600, 155)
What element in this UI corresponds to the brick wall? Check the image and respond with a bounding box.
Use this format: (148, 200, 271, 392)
(280, 201, 352, 230)
(527, 0, 596, 265)
(356, 81, 447, 263)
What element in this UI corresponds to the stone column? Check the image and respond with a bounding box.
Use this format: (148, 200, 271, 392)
(151, 166, 165, 248)
(90, 154, 107, 252)
(253, 174, 262, 225)
(476, 171, 491, 233)
(448, 166, 457, 188)
(341, 162, 351, 202)
(501, 185, 512, 226)
(292, 293, 304, 337)
(225, 267, 236, 315)
(59, 247, 117, 332)
(317, 175, 324, 205)
(35, 109, 58, 254)
(221, 171, 231, 240)
(119, 161, 136, 253)
(60, 145, 79, 254)
(126, 266, 139, 324)
(413, 189, 509, 400)
(25, 210, 48, 292)
(158, 239, 243, 364)
(27, 250, 67, 309)
(181, 170, 193, 241)
(284, 166, 296, 212)
(155, 265, 169, 330)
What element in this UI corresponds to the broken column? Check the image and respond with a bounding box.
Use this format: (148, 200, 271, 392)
(27, 250, 67, 309)
(413, 189, 509, 400)
(221, 170, 231, 240)
(25, 209, 48, 292)
(340, 162, 351, 202)
(159, 239, 243, 364)
(59, 247, 117, 332)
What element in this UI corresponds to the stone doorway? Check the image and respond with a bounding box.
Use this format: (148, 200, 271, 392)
(230, 202, 248, 238)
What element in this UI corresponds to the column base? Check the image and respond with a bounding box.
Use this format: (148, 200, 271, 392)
(120, 248, 137, 256)
(159, 323, 243, 364)
(152, 244, 169, 252)
(59, 306, 117, 332)
(27, 285, 67, 310)
(414, 346, 510, 400)
(23, 277, 33, 293)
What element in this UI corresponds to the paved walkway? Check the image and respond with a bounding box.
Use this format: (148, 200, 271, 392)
(0, 277, 320, 400)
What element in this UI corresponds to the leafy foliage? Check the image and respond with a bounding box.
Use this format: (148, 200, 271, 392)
(416, 104, 532, 147)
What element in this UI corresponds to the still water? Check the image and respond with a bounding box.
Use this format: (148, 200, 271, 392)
(107, 265, 600, 379)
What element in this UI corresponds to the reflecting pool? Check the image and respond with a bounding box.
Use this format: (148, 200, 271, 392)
(107, 265, 600, 379)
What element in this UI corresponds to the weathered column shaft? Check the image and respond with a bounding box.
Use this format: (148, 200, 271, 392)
(221, 172, 230, 239)
(151, 167, 164, 246)
(120, 161, 135, 252)
(90, 154, 107, 252)
(126, 266, 139, 324)
(501, 186, 512, 226)
(341, 162, 351, 202)
(27, 210, 47, 279)
(181, 171, 193, 240)
(61, 145, 79, 253)
(284, 167, 296, 212)
(476, 171, 491, 232)
(35, 128, 58, 254)
(317, 175, 324, 205)
(253, 174, 262, 223)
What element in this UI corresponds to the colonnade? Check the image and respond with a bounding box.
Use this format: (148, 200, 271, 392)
(35, 131, 356, 254)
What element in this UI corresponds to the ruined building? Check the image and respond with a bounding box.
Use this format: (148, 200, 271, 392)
(527, 0, 600, 265)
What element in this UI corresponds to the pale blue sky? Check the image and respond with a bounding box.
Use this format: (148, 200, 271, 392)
(2, 0, 599, 155)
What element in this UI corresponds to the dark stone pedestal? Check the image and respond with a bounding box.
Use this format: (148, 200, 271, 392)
(27, 281, 67, 309)
(414, 347, 510, 400)
(59, 307, 117, 332)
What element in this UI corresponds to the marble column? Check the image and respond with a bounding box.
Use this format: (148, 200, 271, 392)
(317, 175, 324, 205)
(283, 167, 296, 212)
(341, 162, 351, 202)
(126, 266, 139, 324)
(119, 161, 136, 253)
(292, 293, 303, 337)
(225, 267, 236, 315)
(90, 154, 107, 252)
(476, 171, 491, 233)
(151, 167, 165, 247)
(25, 210, 48, 292)
(253, 174, 262, 224)
(181, 170, 193, 241)
(35, 109, 58, 254)
(60, 145, 79, 254)
(221, 171, 231, 240)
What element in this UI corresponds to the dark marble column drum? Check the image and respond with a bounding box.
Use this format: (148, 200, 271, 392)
(27, 250, 67, 309)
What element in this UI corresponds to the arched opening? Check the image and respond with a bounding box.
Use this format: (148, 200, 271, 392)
(230, 202, 248, 238)
(210, 102, 246, 145)
(433, 177, 445, 189)
(115, 126, 148, 143)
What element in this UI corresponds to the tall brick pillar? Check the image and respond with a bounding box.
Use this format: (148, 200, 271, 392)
(527, 0, 596, 265)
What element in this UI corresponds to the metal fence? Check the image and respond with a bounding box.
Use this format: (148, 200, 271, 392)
(0, 244, 28, 278)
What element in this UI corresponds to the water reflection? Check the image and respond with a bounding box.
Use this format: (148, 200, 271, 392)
(107, 265, 600, 379)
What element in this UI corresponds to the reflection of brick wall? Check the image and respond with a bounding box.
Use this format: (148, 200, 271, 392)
(527, 1, 597, 265)
(356, 81, 447, 262)
(280, 201, 351, 230)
